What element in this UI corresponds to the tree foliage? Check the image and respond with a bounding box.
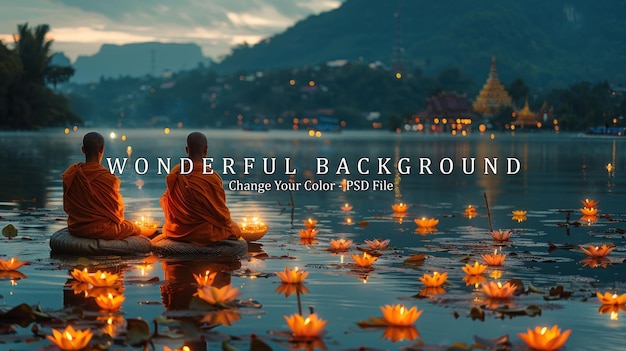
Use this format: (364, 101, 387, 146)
(0, 23, 79, 129)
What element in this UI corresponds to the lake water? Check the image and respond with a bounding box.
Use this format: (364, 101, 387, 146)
(0, 129, 625, 351)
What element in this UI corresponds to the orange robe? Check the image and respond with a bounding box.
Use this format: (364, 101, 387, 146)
(62, 162, 140, 239)
(160, 162, 237, 245)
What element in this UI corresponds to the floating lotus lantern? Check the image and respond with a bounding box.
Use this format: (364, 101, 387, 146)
(581, 198, 599, 209)
(329, 238, 352, 252)
(95, 292, 126, 311)
(341, 203, 353, 212)
(46, 325, 93, 351)
(490, 229, 512, 242)
(419, 271, 447, 287)
(481, 281, 516, 299)
(517, 325, 571, 351)
(135, 215, 159, 231)
(352, 252, 378, 268)
(462, 261, 488, 276)
(364, 238, 391, 250)
(580, 244, 614, 258)
(0, 257, 27, 271)
(580, 207, 598, 216)
(193, 270, 217, 287)
(196, 283, 241, 306)
(276, 266, 308, 284)
(482, 249, 506, 266)
(464, 205, 478, 219)
(275, 283, 310, 297)
(382, 326, 420, 342)
(392, 203, 408, 213)
(512, 210, 527, 222)
(414, 217, 439, 228)
(596, 292, 626, 305)
(380, 304, 423, 327)
(303, 218, 318, 229)
(70, 269, 119, 287)
(239, 216, 269, 242)
(299, 228, 319, 239)
(284, 313, 328, 339)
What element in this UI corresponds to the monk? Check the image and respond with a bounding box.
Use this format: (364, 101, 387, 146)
(160, 132, 241, 245)
(62, 132, 154, 239)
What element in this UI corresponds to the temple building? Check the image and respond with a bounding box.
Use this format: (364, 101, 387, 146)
(411, 91, 477, 132)
(512, 98, 538, 128)
(473, 57, 513, 116)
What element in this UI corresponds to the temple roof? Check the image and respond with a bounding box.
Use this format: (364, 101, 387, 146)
(513, 98, 538, 127)
(415, 91, 477, 119)
(473, 57, 512, 116)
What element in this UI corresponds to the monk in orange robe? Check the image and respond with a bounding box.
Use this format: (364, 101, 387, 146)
(62, 132, 153, 239)
(160, 132, 241, 245)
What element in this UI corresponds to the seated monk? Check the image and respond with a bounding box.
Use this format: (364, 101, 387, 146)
(160, 132, 241, 245)
(62, 132, 155, 239)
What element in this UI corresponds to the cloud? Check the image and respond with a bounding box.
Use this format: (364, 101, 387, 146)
(0, 0, 344, 61)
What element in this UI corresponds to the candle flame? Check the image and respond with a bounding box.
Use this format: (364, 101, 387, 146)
(65, 331, 73, 341)
(540, 327, 547, 335)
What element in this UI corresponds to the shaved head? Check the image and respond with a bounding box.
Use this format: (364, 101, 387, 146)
(82, 132, 105, 162)
(186, 132, 208, 160)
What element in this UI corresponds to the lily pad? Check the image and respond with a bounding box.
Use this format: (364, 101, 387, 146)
(2, 224, 18, 239)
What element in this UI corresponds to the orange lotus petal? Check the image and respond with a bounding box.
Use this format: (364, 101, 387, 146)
(580, 207, 598, 216)
(481, 281, 516, 299)
(380, 304, 423, 327)
(284, 313, 327, 339)
(481, 252, 506, 266)
(46, 325, 93, 351)
(364, 238, 391, 250)
(596, 291, 626, 305)
(299, 228, 319, 239)
(352, 252, 377, 267)
(392, 203, 408, 213)
(419, 271, 447, 287)
(462, 261, 488, 276)
(0, 257, 27, 271)
(517, 325, 571, 351)
(414, 217, 439, 228)
(94, 292, 126, 311)
(196, 283, 241, 305)
(580, 244, 614, 258)
(193, 270, 217, 287)
(341, 203, 353, 212)
(581, 199, 599, 208)
(275, 266, 308, 284)
(329, 238, 353, 252)
(303, 218, 318, 228)
(490, 229, 512, 242)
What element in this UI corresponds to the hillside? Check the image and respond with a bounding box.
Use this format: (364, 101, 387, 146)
(216, 0, 626, 89)
(71, 42, 209, 83)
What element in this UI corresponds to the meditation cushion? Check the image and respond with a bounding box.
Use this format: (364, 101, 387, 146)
(49, 227, 152, 256)
(150, 234, 248, 258)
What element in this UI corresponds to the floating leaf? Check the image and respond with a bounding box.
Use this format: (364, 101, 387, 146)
(403, 254, 426, 267)
(356, 317, 389, 328)
(473, 334, 510, 349)
(493, 304, 542, 318)
(359, 221, 370, 227)
(469, 306, 485, 321)
(544, 285, 572, 300)
(125, 318, 151, 347)
(222, 340, 241, 351)
(2, 224, 17, 239)
(250, 336, 273, 351)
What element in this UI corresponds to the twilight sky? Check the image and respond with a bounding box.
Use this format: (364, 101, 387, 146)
(0, 0, 343, 62)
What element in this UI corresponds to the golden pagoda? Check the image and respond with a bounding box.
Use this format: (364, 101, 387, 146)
(513, 97, 538, 128)
(473, 57, 512, 116)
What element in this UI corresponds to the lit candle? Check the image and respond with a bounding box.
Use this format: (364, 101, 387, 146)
(276, 266, 309, 284)
(580, 244, 614, 258)
(341, 203, 353, 212)
(414, 217, 439, 228)
(481, 249, 506, 266)
(329, 238, 353, 252)
(193, 270, 217, 287)
(304, 218, 318, 229)
(517, 325, 571, 351)
(481, 281, 516, 299)
(352, 252, 378, 268)
(392, 203, 408, 213)
(419, 271, 447, 287)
